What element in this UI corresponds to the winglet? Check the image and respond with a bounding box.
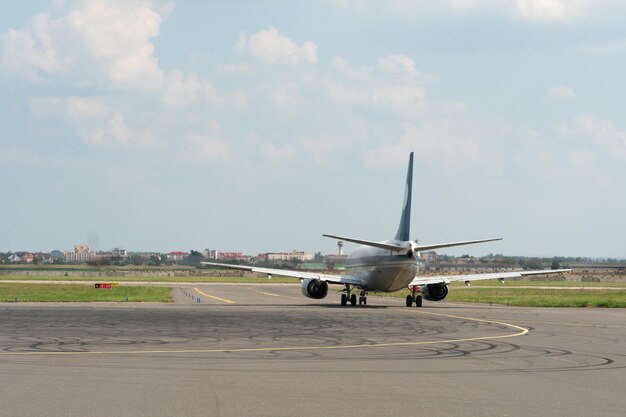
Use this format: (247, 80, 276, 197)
(394, 152, 414, 241)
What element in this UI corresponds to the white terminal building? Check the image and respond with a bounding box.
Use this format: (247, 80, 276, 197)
(261, 250, 313, 262)
(64, 245, 97, 263)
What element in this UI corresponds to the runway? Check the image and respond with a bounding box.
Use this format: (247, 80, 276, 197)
(1, 284, 626, 417)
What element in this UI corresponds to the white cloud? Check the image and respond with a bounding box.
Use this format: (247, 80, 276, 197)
(81, 111, 155, 146)
(214, 62, 254, 76)
(377, 54, 418, 75)
(245, 132, 296, 161)
(0, 0, 172, 90)
(0, 13, 64, 81)
(331, 0, 591, 21)
(453, 0, 589, 21)
(185, 133, 233, 162)
(30, 96, 110, 120)
(29, 96, 155, 147)
(363, 121, 501, 170)
(161, 70, 223, 109)
(567, 115, 626, 159)
(547, 84, 575, 100)
(449, 0, 500, 13)
(373, 86, 426, 109)
(325, 56, 427, 113)
(326, 82, 368, 105)
(241, 27, 318, 65)
(516, 0, 587, 21)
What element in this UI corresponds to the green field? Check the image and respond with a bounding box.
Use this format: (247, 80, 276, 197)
(0, 265, 196, 271)
(380, 287, 626, 308)
(446, 288, 626, 307)
(0, 283, 172, 302)
(3, 272, 626, 307)
(448, 279, 626, 288)
(0, 275, 300, 283)
(4, 275, 625, 288)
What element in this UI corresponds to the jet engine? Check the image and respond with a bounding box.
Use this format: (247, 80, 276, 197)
(300, 279, 329, 299)
(423, 283, 449, 301)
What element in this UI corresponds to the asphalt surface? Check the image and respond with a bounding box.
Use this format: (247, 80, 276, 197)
(1, 284, 626, 417)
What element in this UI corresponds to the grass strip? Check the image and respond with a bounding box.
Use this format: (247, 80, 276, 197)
(3, 275, 625, 288)
(377, 287, 626, 308)
(446, 288, 626, 307)
(0, 283, 172, 302)
(448, 280, 626, 288)
(0, 275, 300, 283)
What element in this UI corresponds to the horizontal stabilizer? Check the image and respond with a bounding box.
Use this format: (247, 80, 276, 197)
(415, 237, 502, 252)
(322, 234, 406, 252)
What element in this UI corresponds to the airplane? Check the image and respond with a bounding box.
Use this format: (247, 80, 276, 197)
(202, 152, 570, 307)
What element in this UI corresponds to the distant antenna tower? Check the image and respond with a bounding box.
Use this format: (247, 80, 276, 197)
(338, 241, 344, 256)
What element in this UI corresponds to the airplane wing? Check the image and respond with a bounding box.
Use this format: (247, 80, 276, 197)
(200, 262, 362, 286)
(409, 269, 571, 286)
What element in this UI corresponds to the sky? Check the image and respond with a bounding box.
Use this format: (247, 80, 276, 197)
(0, 0, 624, 258)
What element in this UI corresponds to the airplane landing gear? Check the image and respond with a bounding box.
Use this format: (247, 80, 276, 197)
(341, 285, 364, 306)
(407, 286, 423, 307)
(358, 290, 368, 305)
(350, 294, 357, 306)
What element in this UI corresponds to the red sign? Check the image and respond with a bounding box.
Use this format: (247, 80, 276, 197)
(95, 283, 112, 289)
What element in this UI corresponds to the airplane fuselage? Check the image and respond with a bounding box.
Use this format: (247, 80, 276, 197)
(345, 241, 419, 292)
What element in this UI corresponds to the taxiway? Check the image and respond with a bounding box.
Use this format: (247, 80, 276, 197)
(1, 284, 625, 417)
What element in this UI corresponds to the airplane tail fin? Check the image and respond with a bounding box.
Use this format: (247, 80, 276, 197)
(394, 152, 413, 242)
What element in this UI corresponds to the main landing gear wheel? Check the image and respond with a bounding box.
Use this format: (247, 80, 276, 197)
(358, 290, 368, 306)
(414, 296, 422, 307)
(350, 294, 357, 306)
(406, 295, 413, 307)
(341, 294, 347, 306)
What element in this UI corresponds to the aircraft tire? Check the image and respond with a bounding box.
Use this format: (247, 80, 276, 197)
(350, 294, 357, 306)
(415, 296, 422, 307)
(405, 295, 413, 307)
(363, 297, 367, 306)
(341, 294, 347, 306)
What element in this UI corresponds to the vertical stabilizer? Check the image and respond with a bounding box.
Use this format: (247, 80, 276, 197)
(394, 152, 414, 241)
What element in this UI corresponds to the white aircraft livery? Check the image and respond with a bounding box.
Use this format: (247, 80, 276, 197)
(203, 152, 570, 307)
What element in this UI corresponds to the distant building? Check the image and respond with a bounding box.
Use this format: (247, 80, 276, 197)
(74, 245, 90, 253)
(203, 249, 218, 259)
(64, 245, 97, 263)
(111, 248, 128, 259)
(258, 251, 313, 262)
(20, 253, 34, 263)
(32, 252, 53, 264)
(167, 251, 188, 261)
(420, 251, 437, 264)
(324, 254, 348, 264)
(217, 252, 250, 260)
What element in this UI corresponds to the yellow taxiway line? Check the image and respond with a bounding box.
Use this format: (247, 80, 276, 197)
(246, 286, 303, 300)
(0, 309, 528, 356)
(246, 287, 282, 297)
(193, 287, 235, 304)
